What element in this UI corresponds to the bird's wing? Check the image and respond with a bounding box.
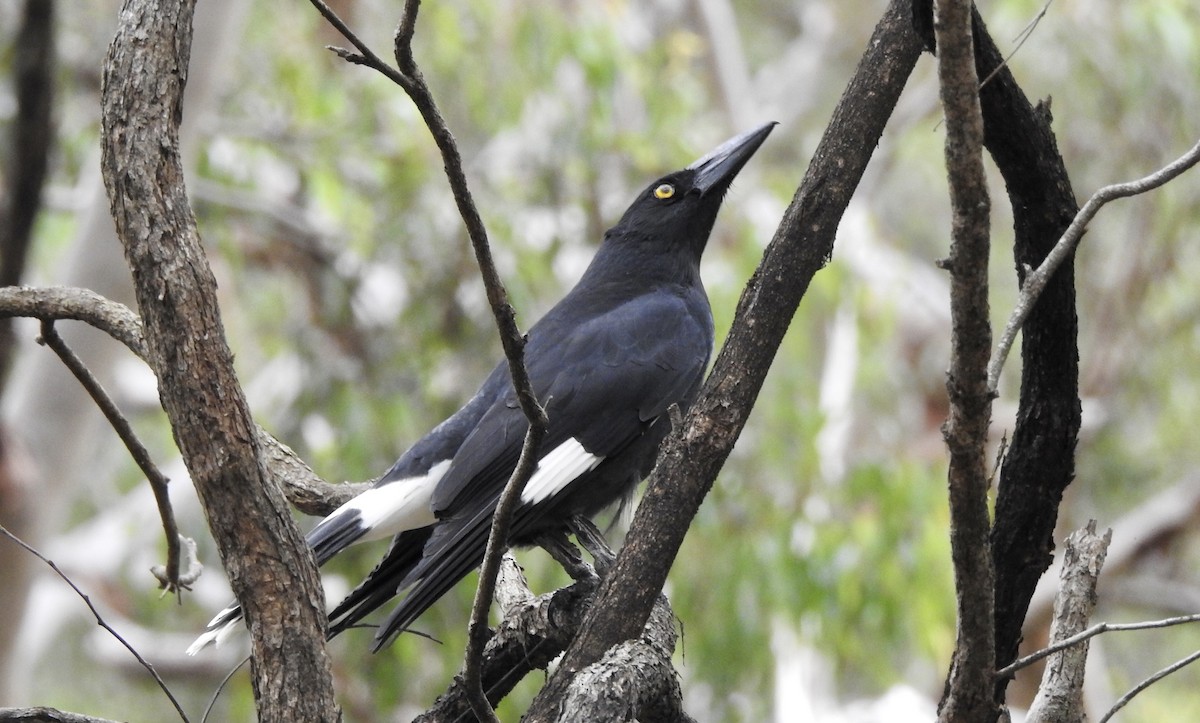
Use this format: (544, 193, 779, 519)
(430, 289, 712, 516)
(371, 290, 712, 647)
(187, 377, 502, 654)
(306, 373, 504, 561)
(326, 526, 434, 636)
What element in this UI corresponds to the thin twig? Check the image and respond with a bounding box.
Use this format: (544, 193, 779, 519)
(1098, 648, 1200, 723)
(988, 138, 1200, 392)
(463, 427, 545, 722)
(394, 0, 421, 73)
(0, 524, 190, 722)
(977, 0, 1053, 90)
(308, 2, 548, 719)
(997, 612, 1200, 677)
(202, 655, 250, 723)
(36, 320, 185, 596)
(306, 0, 409, 87)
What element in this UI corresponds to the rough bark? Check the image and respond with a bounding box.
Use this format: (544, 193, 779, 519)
(524, 2, 925, 718)
(552, 597, 691, 723)
(1025, 523, 1110, 723)
(913, 1, 1082, 714)
(98, 1, 339, 720)
(930, 0, 997, 720)
(416, 575, 599, 722)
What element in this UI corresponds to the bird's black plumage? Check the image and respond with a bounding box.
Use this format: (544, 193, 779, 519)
(188, 121, 775, 654)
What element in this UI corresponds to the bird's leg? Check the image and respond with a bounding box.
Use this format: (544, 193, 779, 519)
(567, 515, 616, 576)
(533, 527, 596, 582)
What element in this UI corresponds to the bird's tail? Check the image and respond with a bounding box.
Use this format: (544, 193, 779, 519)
(371, 507, 495, 651)
(327, 527, 432, 637)
(185, 506, 376, 655)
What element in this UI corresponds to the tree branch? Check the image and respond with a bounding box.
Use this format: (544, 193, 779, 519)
(0, 285, 366, 517)
(525, 2, 925, 718)
(36, 319, 187, 595)
(553, 596, 693, 723)
(998, 612, 1200, 678)
(954, 6, 1083, 710)
(0, 286, 148, 358)
(1098, 649, 1200, 723)
(988, 138, 1200, 391)
(415, 574, 600, 722)
(0, 0, 56, 385)
(1025, 522, 1111, 723)
(99, 1, 339, 718)
(932, 0, 997, 719)
(305, 2, 548, 717)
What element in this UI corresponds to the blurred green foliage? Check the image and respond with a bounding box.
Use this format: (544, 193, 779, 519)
(3, 0, 1200, 720)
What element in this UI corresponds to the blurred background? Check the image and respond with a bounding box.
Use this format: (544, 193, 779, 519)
(1, 0, 1198, 720)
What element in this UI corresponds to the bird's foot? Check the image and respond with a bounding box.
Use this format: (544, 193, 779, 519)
(567, 516, 616, 576)
(534, 528, 596, 582)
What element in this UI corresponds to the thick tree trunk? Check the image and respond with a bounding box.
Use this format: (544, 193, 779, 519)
(98, 1, 340, 720)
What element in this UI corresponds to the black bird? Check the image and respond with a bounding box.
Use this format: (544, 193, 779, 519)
(189, 121, 775, 653)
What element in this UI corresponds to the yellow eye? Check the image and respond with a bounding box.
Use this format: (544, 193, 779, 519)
(653, 183, 675, 200)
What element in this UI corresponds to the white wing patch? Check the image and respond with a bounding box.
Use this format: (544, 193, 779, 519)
(339, 459, 449, 542)
(187, 460, 450, 656)
(520, 438, 604, 505)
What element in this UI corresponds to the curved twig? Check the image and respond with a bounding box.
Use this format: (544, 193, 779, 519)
(0, 285, 366, 517)
(1098, 648, 1200, 723)
(37, 320, 183, 596)
(988, 138, 1200, 392)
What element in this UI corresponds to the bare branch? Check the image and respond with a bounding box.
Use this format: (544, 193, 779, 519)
(0, 525, 189, 722)
(37, 319, 185, 595)
(306, 0, 410, 88)
(394, 0, 421, 74)
(201, 656, 250, 723)
(1098, 649, 1200, 723)
(933, 0, 998, 717)
(988, 138, 1200, 392)
(0, 708, 124, 723)
(998, 612, 1200, 677)
(525, 2, 925, 718)
(0, 286, 147, 359)
(0, 0, 56, 385)
(553, 597, 693, 723)
(306, 2, 548, 717)
(101, 0, 339, 716)
(1025, 522, 1111, 723)
(415, 577, 600, 722)
(463, 426, 544, 723)
(976, 0, 1052, 91)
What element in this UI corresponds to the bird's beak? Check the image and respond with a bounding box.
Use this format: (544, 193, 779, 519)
(688, 121, 777, 195)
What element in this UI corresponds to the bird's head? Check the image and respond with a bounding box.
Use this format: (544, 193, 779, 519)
(607, 121, 777, 263)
